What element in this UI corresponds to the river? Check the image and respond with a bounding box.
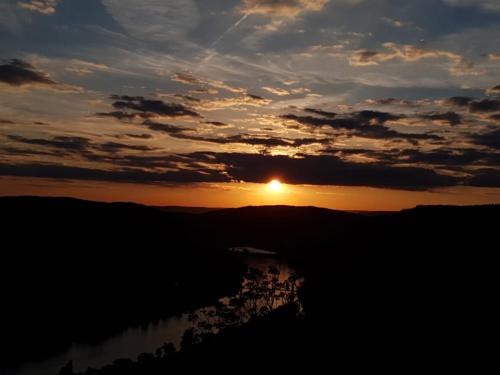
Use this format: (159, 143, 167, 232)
(4, 253, 293, 375)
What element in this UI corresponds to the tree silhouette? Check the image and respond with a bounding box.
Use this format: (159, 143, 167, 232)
(185, 265, 303, 341)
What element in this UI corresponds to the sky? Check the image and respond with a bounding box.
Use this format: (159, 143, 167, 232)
(1, 0, 500, 210)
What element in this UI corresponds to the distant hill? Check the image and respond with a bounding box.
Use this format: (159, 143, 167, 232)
(156, 205, 223, 214)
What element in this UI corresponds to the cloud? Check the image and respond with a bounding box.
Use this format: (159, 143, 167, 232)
(0, 58, 83, 92)
(0, 162, 231, 184)
(443, 0, 500, 12)
(446, 96, 474, 107)
(171, 72, 205, 85)
(122, 133, 154, 140)
(443, 96, 500, 113)
(281, 110, 443, 144)
(262, 86, 291, 96)
(469, 128, 500, 150)
(65, 60, 109, 76)
(468, 99, 500, 113)
(171, 73, 246, 94)
(0, 59, 56, 87)
(102, 0, 200, 42)
(142, 120, 330, 148)
(418, 112, 462, 126)
(97, 142, 157, 153)
(194, 94, 272, 111)
(304, 108, 337, 118)
(349, 43, 479, 76)
(490, 114, 500, 122)
(189, 151, 458, 190)
(0, 150, 460, 190)
(7, 134, 158, 155)
(110, 95, 201, 118)
(468, 169, 500, 187)
(17, 0, 59, 15)
(372, 148, 500, 168)
(239, 0, 329, 18)
(96, 111, 144, 121)
(364, 98, 416, 107)
(8, 135, 91, 151)
(486, 85, 500, 96)
(142, 120, 186, 135)
(203, 121, 229, 127)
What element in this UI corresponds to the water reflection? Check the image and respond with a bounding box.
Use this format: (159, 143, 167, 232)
(6, 254, 293, 375)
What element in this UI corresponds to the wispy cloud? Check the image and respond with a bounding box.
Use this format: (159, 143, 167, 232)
(17, 0, 59, 15)
(350, 43, 480, 76)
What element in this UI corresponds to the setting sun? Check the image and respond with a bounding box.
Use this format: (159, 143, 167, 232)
(268, 179, 282, 193)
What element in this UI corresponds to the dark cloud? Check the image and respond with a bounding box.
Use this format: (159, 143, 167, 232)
(487, 85, 500, 95)
(7, 134, 157, 155)
(0, 163, 230, 184)
(445, 96, 500, 114)
(0, 150, 459, 190)
(110, 95, 145, 101)
(143, 120, 186, 135)
(247, 94, 266, 101)
(175, 94, 201, 103)
(0, 119, 15, 124)
(419, 111, 462, 126)
(281, 110, 442, 144)
(123, 133, 154, 140)
(143, 119, 330, 147)
(4, 145, 500, 189)
(203, 121, 229, 127)
(325, 147, 500, 168)
(304, 108, 337, 118)
(446, 96, 474, 107)
(467, 169, 500, 188)
(469, 99, 500, 113)
(0, 147, 66, 158)
(110, 95, 201, 118)
(399, 148, 500, 166)
(96, 111, 145, 121)
(489, 114, 500, 122)
(0, 59, 56, 87)
(97, 142, 157, 153)
(82, 154, 184, 169)
(8, 135, 91, 151)
(201, 134, 292, 147)
(350, 50, 380, 65)
(188, 152, 458, 190)
(468, 128, 500, 150)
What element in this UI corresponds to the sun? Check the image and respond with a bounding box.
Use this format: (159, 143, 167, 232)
(268, 179, 282, 193)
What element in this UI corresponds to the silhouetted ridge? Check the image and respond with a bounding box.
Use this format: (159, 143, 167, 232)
(0, 196, 244, 369)
(1, 196, 498, 373)
(198, 205, 361, 254)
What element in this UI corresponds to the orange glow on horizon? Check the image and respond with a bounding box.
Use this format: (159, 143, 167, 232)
(1, 177, 500, 212)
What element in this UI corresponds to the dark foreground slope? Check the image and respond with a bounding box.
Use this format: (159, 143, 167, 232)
(54, 203, 499, 374)
(0, 197, 245, 368)
(297, 204, 499, 370)
(1, 197, 498, 372)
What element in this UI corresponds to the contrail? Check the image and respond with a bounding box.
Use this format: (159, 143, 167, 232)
(211, 13, 249, 49)
(195, 13, 250, 71)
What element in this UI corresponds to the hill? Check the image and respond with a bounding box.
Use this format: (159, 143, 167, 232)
(1, 196, 498, 372)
